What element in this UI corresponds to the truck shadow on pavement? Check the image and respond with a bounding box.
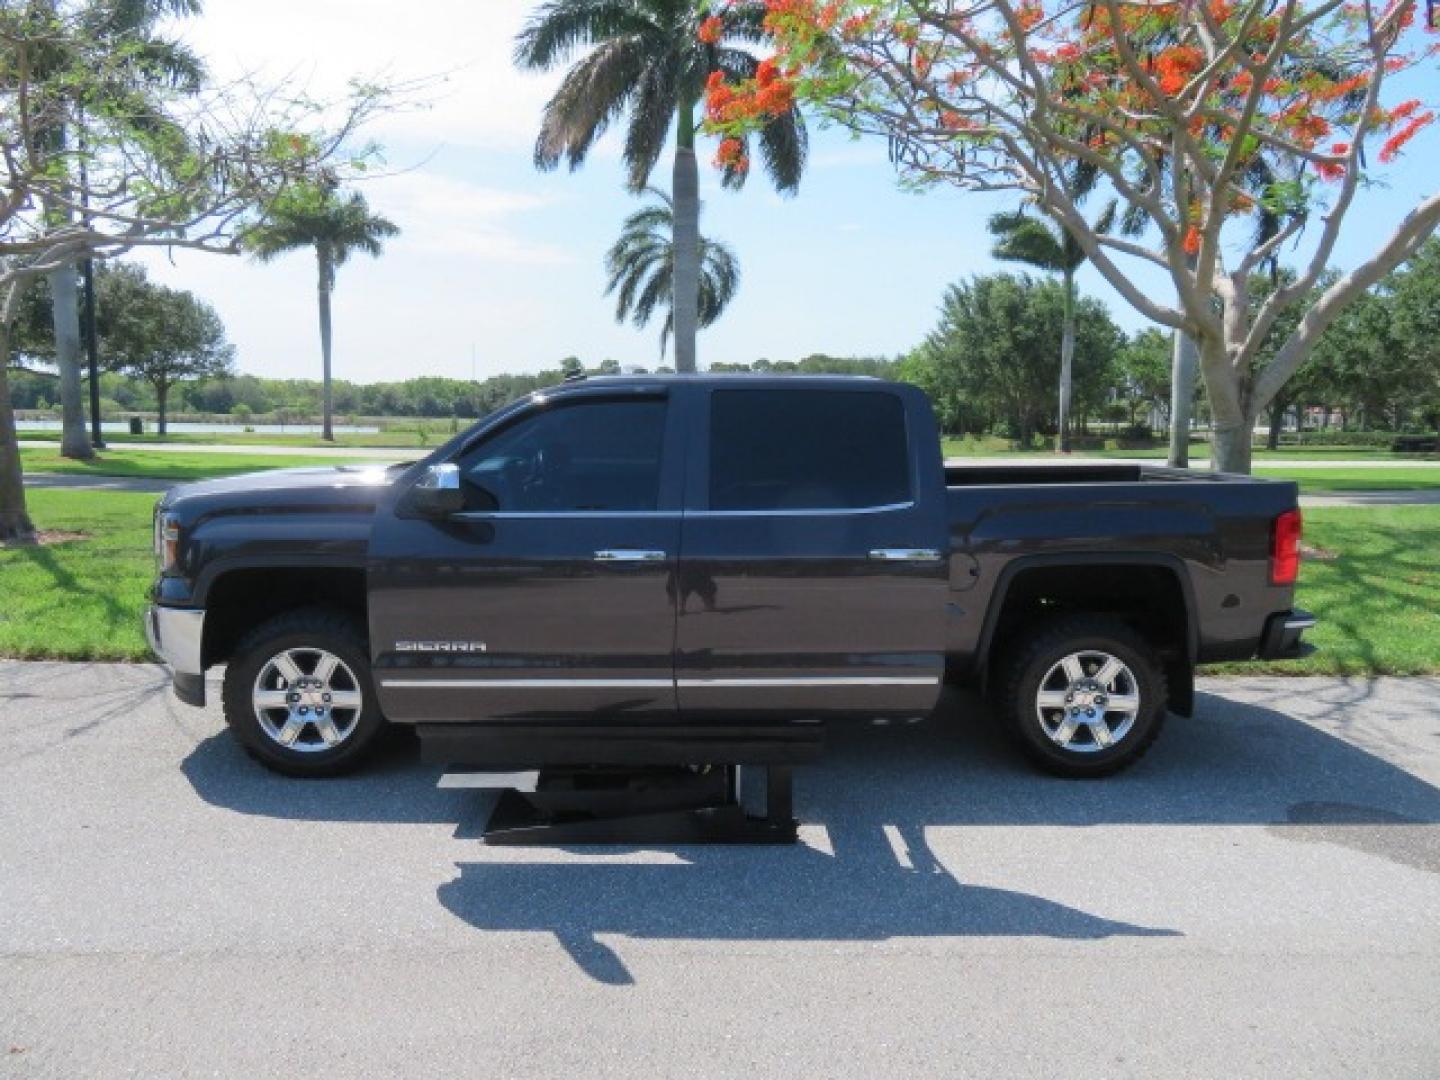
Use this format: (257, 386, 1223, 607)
(438, 824, 1180, 985)
(180, 683, 1440, 984)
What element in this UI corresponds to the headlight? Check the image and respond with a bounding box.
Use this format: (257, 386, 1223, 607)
(155, 512, 180, 572)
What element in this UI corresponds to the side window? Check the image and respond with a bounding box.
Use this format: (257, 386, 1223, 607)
(709, 390, 911, 511)
(459, 399, 667, 512)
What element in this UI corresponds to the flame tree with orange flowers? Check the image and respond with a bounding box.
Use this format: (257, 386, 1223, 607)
(706, 0, 1440, 473)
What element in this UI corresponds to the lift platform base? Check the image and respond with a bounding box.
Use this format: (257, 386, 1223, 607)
(444, 765, 798, 846)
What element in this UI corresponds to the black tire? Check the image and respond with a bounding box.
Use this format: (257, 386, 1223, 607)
(996, 615, 1168, 778)
(221, 607, 385, 778)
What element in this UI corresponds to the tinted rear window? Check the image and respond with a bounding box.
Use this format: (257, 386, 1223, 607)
(709, 389, 911, 510)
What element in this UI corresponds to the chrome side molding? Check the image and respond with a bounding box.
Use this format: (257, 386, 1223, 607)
(868, 548, 944, 562)
(594, 549, 667, 562)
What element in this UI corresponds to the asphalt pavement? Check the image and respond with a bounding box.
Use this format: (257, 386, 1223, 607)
(2, 664, 1437, 1078)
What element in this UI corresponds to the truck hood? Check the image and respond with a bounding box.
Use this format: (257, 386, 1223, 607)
(158, 464, 407, 519)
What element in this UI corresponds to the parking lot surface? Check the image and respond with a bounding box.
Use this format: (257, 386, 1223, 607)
(2, 663, 1438, 1078)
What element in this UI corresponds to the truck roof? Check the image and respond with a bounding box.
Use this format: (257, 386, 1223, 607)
(543, 372, 889, 395)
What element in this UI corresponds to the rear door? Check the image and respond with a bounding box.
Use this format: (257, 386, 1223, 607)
(368, 389, 682, 723)
(675, 384, 948, 719)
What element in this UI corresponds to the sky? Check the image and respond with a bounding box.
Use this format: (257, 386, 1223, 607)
(132, 0, 1439, 385)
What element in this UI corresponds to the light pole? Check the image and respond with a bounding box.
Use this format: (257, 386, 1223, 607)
(82, 258, 104, 449)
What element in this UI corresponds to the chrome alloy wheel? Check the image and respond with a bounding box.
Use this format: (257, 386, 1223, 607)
(252, 648, 363, 753)
(1034, 650, 1141, 753)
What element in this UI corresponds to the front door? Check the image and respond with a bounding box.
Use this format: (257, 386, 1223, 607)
(675, 385, 949, 720)
(368, 392, 682, 723)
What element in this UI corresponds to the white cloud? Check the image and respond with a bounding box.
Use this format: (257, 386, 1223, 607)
(173, 0, 561, 152)
(368, 172, 573, 263)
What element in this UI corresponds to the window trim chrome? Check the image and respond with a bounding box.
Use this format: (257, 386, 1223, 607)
(687, 500, 916, 518)
(450, 510, 680, 521)
(448, 501, 917, 522)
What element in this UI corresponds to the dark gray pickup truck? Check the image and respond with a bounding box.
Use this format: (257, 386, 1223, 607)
(147, 375, 1313, 781)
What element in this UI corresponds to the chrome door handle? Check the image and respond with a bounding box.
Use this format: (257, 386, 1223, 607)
(594, 549, 668, 562)
(868, 548, 944, 562)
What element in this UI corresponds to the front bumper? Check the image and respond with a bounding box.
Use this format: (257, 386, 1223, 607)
(145, 604, 207, 706)
(1258, 608, 1317, 660)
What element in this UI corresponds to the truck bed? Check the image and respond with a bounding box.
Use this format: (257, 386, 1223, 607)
(942, 460, 1301, 669)
(943, 462, 1257, 487)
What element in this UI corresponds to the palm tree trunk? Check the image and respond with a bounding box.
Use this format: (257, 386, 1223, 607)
(39, 120, 93, 463)
(1167, 328, 1198, 468)
(0, 318, 35, 543)
(671, 98, 701, 376)
(1057, 268, 1075, 454)
(49, 261, 93, 461)
(316, 244, 335, 441)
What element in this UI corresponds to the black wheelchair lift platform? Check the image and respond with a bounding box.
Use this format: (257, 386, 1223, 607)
(421, 721, 822, 846)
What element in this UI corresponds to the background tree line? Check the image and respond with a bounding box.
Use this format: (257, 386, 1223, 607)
(11, 243, 1440, 439)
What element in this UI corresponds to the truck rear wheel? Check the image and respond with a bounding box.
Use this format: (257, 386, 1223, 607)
(997, 615, 1167, 778)
(221, 608, 385, 778)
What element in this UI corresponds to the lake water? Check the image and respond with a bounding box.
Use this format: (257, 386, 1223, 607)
(17, 420, 381, 435)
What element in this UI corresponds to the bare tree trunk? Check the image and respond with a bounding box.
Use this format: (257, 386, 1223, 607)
(1057, 268, 1075, 454)
(156, 383, 169, 436)
(1266, 399, 1286, 452)
(1167, 329, 1198, 468)
(670, 99, 700, 376)
(49, 263, 93, 461)
(316, 245, 335, 441)
(0, 320, 35, 543)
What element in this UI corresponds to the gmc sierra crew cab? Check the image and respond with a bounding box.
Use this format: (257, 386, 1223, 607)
(146, 375, 1314, 780)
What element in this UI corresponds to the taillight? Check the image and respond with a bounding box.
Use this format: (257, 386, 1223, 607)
(1271, 508, 1302, 585)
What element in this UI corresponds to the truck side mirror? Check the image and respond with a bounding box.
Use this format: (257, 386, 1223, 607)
(409, 463, 465, 517)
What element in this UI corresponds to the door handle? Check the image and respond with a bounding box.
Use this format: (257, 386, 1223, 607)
(594, 549, 668, 562)
(868, 548, 944, 562)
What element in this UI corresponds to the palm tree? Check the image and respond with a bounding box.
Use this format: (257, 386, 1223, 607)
(246, 187, 398, 441)
(37, 0, 205, 459)
(605, 188, 738, 359)
(515, 0, 805, 373)
(987, 177, 1111, 454)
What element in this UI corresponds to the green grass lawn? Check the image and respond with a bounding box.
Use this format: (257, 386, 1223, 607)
(1206, 506, 1440, 677)
(3, 491, 1437, 674)
(1253, 466, 1440, 494)
(19, 427, 447, 449)
(20, 446, 396, 481)
(0, 490, 156, 661)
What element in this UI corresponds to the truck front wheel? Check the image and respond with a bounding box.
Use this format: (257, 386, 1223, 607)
(221, 608, 386, 777)
(997, 616, 1168, 778)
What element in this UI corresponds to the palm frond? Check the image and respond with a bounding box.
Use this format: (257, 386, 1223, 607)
(602, 186, 741, 355)
(245, 189, 398, 269)
(621, 51, 680, 190)
(534, 38, 651, 172)
(756, 107, 807, 195)
(987, 211, 1068, 273)
(514, 0, 654, 70)
(698, 236, 739, 326)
